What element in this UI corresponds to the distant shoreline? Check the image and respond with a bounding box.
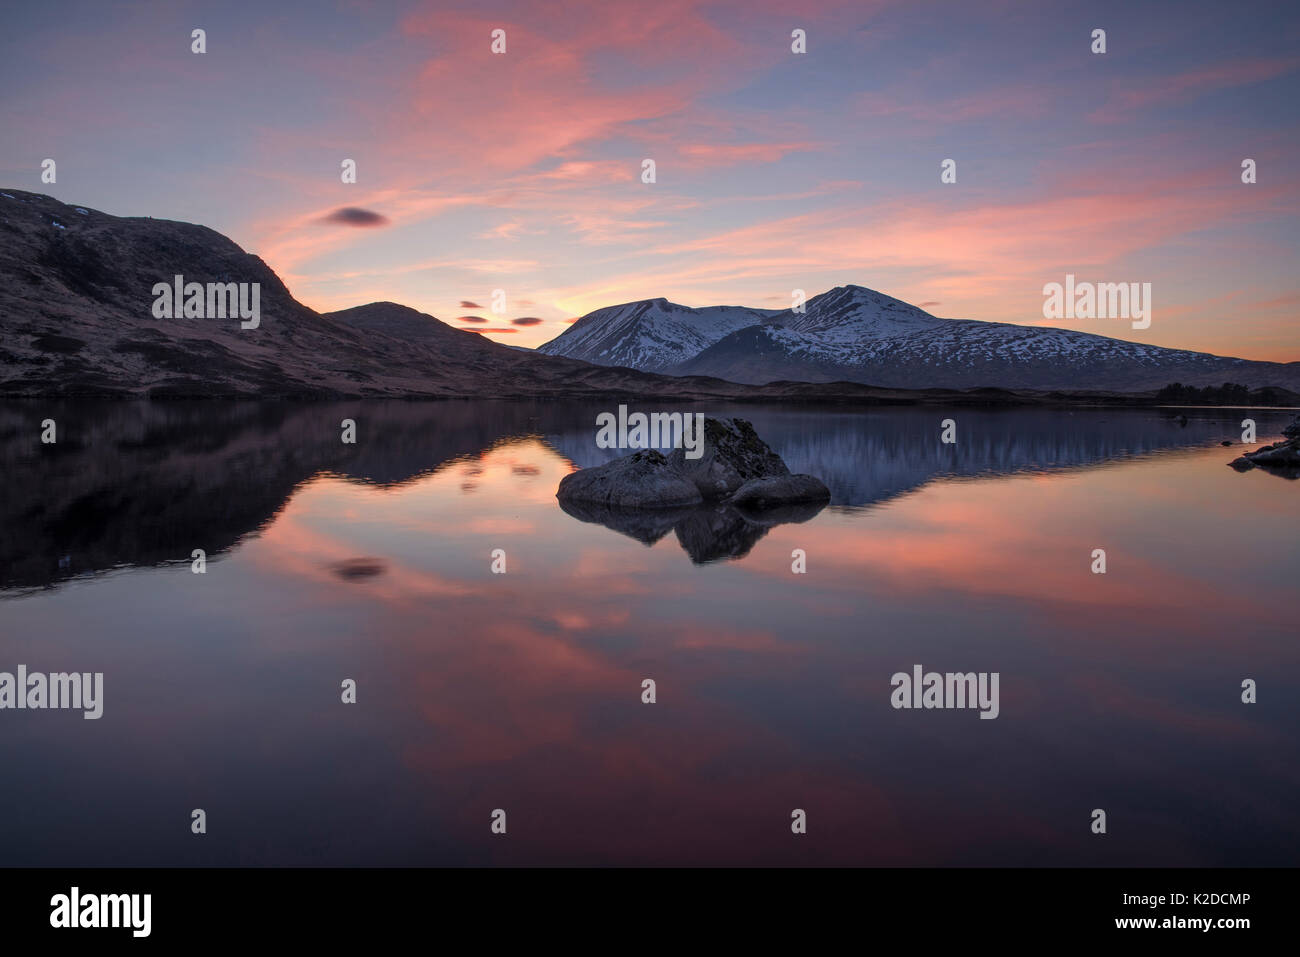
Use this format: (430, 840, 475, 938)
(2, 389, 1297, 411)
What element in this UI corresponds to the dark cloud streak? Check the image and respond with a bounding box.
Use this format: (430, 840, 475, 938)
(320, 207, 390, 227)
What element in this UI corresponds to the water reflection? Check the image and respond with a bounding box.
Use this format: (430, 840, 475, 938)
(2, 400, 1287, 588)
(1, 400, 1297, 867)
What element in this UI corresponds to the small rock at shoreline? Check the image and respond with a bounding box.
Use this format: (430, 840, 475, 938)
(1228, 414, 1300, 476)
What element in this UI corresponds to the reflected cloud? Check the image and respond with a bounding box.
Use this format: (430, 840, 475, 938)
(330, 557, 388, 581)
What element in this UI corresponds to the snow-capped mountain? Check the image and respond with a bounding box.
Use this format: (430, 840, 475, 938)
(535, 297, 781, 372)
(539, 285, 1300, 392)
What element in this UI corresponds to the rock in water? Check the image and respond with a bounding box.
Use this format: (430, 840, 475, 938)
(1228, 415, 1300, 475)
(558, 417, 833, 511)
(730, 474, 831, 508)
(556, 449, 703, 508)
(667, 417, 790, 499)
(1243, 443, 1300, 467)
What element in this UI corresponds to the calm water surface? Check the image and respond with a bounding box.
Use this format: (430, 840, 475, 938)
(1, 401, 1297, 865)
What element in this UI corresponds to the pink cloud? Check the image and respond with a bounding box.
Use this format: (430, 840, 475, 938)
(393, 5, 742, 176)
(676, 141, 823, 166)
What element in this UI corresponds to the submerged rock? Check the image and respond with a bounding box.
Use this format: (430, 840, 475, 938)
(731, 499, 828, 527)
(555, 449, 703, 508)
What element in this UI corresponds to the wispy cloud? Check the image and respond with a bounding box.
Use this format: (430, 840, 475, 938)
(1089, 56, 1300, 122)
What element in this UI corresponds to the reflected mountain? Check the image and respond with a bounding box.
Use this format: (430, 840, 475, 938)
(0, 399, 546, 591)
(542, 406, 1283, 508)
(2, 400, 1293, 590)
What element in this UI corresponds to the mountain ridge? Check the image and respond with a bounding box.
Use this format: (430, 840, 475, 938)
(3, 189, 1295, 400)
(541, 284, 1300, 392)
(0, 190, 775, 400)
(537, 297, 781, 371)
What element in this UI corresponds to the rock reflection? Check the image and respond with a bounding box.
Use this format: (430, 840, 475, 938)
(557, 497, 826, 563)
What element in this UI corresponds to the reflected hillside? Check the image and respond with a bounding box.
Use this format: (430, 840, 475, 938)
(0, 400, 546, 590)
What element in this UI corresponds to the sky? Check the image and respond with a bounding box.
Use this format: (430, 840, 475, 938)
(1, 0, 1297, 357)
